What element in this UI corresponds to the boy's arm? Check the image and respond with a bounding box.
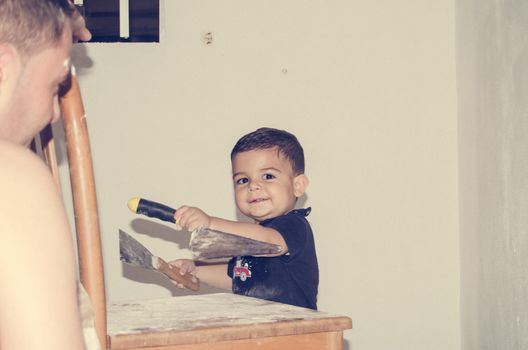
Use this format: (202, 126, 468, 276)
(195, 263, 232, 290)
(175, 206, 288, 255)
(209, 217, 288, 254)
(170, 259, 232, 290)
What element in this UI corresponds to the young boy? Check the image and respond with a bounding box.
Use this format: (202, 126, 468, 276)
(171, 127, 319, 310)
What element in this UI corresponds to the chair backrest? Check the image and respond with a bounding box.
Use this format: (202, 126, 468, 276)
(37, 68, 107, 349)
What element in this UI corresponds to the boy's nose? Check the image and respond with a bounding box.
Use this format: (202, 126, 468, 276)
(249, 180, 261, 191)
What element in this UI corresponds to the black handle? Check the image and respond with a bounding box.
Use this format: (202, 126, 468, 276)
(136, 198, 176, 223)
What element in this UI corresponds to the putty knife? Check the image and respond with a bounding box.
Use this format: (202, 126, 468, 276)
(119, 229, 200, 291)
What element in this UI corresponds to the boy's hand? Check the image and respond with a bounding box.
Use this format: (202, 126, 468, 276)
(168, 259, 196, 288)
(174, 206, 211, 231)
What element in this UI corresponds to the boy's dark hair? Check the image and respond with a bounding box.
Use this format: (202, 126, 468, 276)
(231, 127, 305, 175)
(0, 0, 75, 60)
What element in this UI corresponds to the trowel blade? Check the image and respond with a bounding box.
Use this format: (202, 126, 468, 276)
(190, 228, 283, 260)
(119, 229, 155, 270)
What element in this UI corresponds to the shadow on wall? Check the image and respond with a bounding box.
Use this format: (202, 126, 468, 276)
(71, 43, 94, 76)
(131, 218, 190, 247)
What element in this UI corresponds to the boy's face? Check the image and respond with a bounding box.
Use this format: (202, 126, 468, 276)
(232, 147, 308, 222)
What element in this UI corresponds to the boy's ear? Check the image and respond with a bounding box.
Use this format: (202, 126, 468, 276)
(293, 174, 309, 197)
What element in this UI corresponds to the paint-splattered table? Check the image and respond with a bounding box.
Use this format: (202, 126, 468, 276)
(107, 293, 352, 350)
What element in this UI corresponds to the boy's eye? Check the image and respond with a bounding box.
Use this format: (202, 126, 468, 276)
(236, 177, 249, 185)
(262, 173, 275, 180)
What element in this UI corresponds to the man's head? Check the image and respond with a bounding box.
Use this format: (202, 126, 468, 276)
(0, 0, 75, 146)
(231, 128, 309, 222)
(0, 0, 74, 61)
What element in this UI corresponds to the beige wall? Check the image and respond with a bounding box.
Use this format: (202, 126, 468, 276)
(59, 1, 459, 348)
(457, 0, 528, 349)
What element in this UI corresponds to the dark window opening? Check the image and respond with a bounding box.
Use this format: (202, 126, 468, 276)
(77, 0, 159, 43)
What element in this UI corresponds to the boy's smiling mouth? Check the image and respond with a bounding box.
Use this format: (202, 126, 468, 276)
(249, 198, 268, 204)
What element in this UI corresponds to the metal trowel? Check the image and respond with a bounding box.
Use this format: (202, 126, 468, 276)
(119, 229, 200, 291)
(127, 197, 283, 260)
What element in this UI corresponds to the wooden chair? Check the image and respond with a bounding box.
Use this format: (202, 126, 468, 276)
(37, 68, 352, 350)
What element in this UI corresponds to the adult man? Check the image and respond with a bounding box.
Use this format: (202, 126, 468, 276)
(0, 1, 91, 349)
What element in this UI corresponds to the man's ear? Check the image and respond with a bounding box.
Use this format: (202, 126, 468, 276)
(0, 43, 21, 107)
(293, 174, 309, 198)
(0, 44, 11, 82)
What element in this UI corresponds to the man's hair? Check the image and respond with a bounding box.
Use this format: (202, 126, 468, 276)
(231, 127, 305, 175)
(0, 0, 74, 59)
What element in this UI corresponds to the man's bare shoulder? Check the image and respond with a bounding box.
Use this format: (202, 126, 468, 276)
(0, 139, 67, 243)
(0, 139, 52, 183)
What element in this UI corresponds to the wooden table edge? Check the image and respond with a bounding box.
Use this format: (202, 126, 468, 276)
(108, 315, 352, 350)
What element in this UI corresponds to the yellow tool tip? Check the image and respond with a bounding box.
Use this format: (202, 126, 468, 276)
(127, 197, 140, 213)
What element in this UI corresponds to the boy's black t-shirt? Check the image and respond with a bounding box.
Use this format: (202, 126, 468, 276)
(227, 208, 319, 310)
